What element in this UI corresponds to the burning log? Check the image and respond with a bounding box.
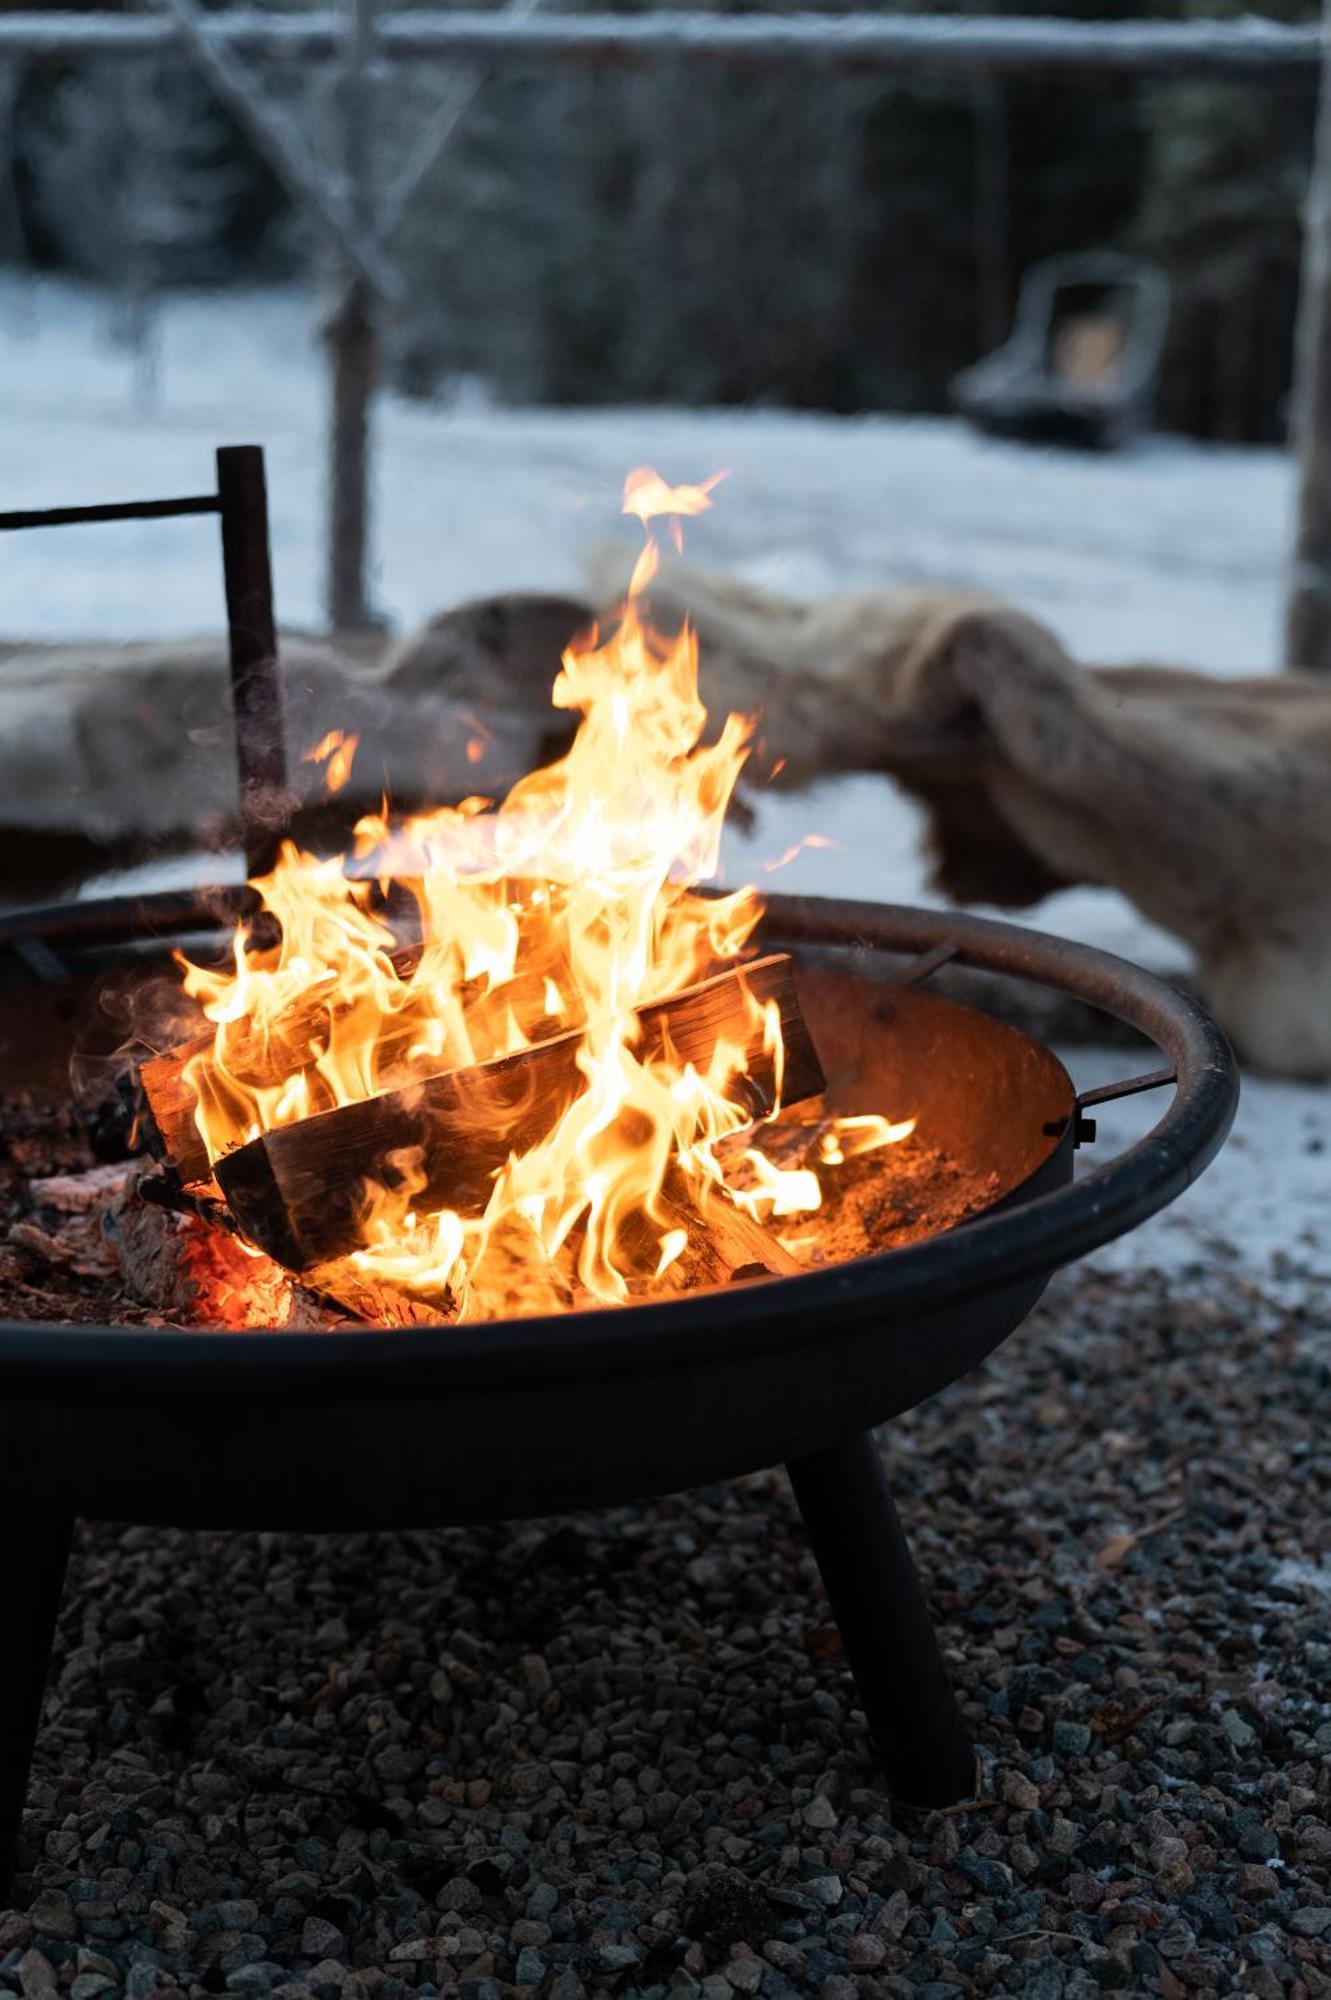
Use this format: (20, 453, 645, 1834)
(106, 1162, 323, 1328)
(112, 1164, 453, 1328)
(425, 1171, 805, 1319)
(205, 953, 824, 1271)
(122, 469, 874, 1318)
(137, 953, 562, 1189)
(619, 1172, 806, 1295)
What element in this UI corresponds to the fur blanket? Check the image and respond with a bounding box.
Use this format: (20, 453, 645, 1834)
(5, 572, 1329, 1076)
(0, 602, 586, 897)
(585, 555, 1331, 1078)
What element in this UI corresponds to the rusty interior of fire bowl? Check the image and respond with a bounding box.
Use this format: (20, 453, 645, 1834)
(0, 938, 1077, 1319)
(785, 967, 1075, 1254)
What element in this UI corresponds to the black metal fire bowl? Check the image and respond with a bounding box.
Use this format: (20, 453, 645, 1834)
(0, 892, 1237, 1882)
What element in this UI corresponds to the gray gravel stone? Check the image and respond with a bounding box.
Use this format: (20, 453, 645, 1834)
(25, 1896, 75, 1945)
(17, 1953, 57, 1999)
(723, 1949, 763, 1992)
(1221, 1709, 1258, 1749)
(298, 1919, 345, 1959)
(1, 1268, 1324, 2000)
(526, 1883, 559, 1921)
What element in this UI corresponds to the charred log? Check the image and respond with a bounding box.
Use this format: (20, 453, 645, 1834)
(208, 954, 824, 1270)
(137, 955, 561, 1188)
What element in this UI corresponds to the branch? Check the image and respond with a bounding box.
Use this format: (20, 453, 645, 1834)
(157, 0, 400, 301)
(379, 0, 545, 245)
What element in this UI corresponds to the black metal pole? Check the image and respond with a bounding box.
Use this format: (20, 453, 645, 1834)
(0, 1513, 73, 1903)
(0, 495, 219, 532)
(216, 445, 288, 881)
(787, 1430, 977, 1807)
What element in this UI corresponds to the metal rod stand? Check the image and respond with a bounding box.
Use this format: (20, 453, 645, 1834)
(216, 444, 288, 881)
(0, 1513, 73, 1903)
(787, 1431, 977, 1807)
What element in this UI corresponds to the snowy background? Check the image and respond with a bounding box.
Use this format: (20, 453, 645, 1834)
(0, 278, 1324, 1286)
(1, 278, 1291, 670)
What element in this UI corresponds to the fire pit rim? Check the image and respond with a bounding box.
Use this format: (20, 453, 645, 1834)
(0, 892, 1237, 1392)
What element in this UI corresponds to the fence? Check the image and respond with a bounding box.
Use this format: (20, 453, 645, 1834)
(4, 5, 1330, 665)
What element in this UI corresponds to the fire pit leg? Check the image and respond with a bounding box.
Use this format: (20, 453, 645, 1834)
(787, 1433, 977, 1808)
(0, 1512, 73, 1902)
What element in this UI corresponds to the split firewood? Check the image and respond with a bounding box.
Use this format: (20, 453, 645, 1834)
(212, 954, 824, 1271)
(122, 1166, 452, 1328)
(689, 1188, 806, 1283)
(618, 1169, 805, 1297)
(106, 1163, 326, 1328)
(137, 955, 564, 1189)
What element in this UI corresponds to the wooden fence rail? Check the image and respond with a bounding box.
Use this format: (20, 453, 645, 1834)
(0, 10, 1320, 75)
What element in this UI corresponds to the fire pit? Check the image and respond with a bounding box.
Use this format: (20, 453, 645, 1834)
(0, 888, 1236, 1893)
(0, 454, 1237, 1897)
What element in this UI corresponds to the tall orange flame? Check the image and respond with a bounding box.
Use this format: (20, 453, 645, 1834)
(175, 471, 912, 1320)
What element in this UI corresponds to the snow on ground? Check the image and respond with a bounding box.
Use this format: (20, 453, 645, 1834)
(3, 277, 1324, 1286)
(0, 277, 1292, 669)
(1069, 1044, 1331, 1289)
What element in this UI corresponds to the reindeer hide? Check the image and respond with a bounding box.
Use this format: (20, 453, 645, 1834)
(0, 613, 582, 900)
(585, 552, 1331, 1078)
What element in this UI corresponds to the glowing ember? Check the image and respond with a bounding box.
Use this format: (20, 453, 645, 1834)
(168, 472, 914, 1321)
(302, 727, 360, 796)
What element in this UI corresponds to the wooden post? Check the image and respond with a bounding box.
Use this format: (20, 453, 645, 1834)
(161, 0, 540, 639)
(1287, 0, 1331, 670)
(972, 74, 1010, 356)
(0, 64, 25, 272)
(326, 276, 378, 633)
(217, 445, 288, 879)
(326, 0, 380, 635)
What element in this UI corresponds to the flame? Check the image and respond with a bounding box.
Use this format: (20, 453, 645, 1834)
(303, 728, 360, 795)
(761, 833, 839, 876)
(174, 470, 913, 1321)
(817, 1112, 917, 1168)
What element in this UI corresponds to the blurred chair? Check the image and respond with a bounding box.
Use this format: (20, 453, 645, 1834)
(952, 251, 1170, 449)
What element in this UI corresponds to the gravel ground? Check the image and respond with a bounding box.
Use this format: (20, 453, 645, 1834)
(4, 1264, 1330, 2000)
